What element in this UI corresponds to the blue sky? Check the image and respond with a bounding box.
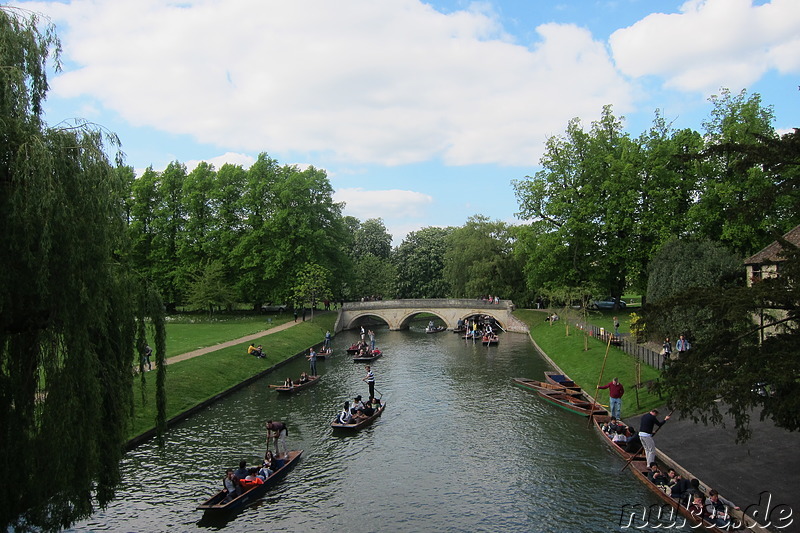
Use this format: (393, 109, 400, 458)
(17, 0, 800, 244)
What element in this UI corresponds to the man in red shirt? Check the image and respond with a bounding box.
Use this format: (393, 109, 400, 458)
(599, 377, 625, 420)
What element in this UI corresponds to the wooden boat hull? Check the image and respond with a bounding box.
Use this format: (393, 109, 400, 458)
(535, 389, 607, 416)
(316, 349, 332, 360)
(331, 403, 386, 431)
(426, 326, 446, 333)
(352, 350, 382, 363)
(274, 375, 320, 393)
(512, 378, 583, 396)
(196, 450, 303, 514)
(544, 371, 578, 389)
(592, 414, 642, 462)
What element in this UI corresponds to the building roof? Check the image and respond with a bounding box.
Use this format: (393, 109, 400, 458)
(744, 224, 800, 265)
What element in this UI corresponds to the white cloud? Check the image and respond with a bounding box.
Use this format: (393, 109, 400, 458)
(29, 0, 633, 167)
(334, 187, 433, 220)
(610, 0, 800, 93)
(184, 152, 257, 173)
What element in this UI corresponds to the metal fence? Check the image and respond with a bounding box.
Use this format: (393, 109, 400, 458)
(579, 323, 664, 370)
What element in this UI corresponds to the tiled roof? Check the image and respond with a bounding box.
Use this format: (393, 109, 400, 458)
(744, 224, 800, 265)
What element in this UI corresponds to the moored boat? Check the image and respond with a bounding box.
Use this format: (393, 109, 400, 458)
(271, 375, 321, 394)
(331, 401, 386, 431)
(512, 377, 583, 396)
(196, 450, 303, 514)
(316, 348, 332, 360)
(544, 371, 579, 389)
(352, 349, 382, 363)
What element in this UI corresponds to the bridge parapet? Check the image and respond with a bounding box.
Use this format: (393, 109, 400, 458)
(335, 299, 526, 333)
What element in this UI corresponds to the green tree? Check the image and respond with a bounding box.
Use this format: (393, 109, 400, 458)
(394, 226, 453, 298)
(690, 89, 781, 256)
(186, 260, 237, 314)
(353, 218, 392, 258)
(443, 215, 524, 301)
(291, 263, 332, 320)
(150, 161, 187, 310)
(645, 238, 743, 343)
(0, 9, 166, 530)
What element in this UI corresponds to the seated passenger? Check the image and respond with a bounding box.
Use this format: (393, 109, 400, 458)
(337, 401, 353, 424)
(705, 489, 739, 528)
(222, 469, 240, 502)
(299, 372, 309, 383)
(239, 468, 264, 489)
(612, 428, 627, 446)
(360, 397, 376, 417)
(233, 460, 248, 481)
(687, 493, 709, 521)
(370, 397, 381, 410)
(283, 377, 293, 388)
(624, 431, 642, 454)
(647, 463, 669, 485)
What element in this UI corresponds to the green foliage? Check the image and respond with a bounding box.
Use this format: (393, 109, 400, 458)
(645, 238, 743, 342)
(186, 261, 237, 314)
(353, 218, 392, 258)
(393, 226, 454, 298)
(0, 8, 165, 530)
(291, 263, 332, 310)
(443, 215, 525, 301)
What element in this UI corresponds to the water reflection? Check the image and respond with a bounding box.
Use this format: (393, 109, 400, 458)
(66, 327, 680, 532)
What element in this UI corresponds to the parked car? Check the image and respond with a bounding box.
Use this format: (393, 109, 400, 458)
(590, 297, 627, 310)
(260, 303, 287, 313)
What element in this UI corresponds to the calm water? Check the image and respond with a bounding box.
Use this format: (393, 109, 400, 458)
(68, 325, 680, 532)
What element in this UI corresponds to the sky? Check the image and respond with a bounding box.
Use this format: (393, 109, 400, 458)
(14, 0, 800, 244)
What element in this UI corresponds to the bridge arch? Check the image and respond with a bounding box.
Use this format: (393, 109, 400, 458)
(335, 299, 528, 333)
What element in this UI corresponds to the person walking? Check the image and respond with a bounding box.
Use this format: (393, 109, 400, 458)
(675, 335, 691, 357)
(265, 420, 289, 458)
(613, 316, 620, 337)
(638, 409, 670, 465)
(662, 337, 672, 360)
(598, 377, 625, 420)
(307, 348, 318, 376)
(363, 365, 375, 398)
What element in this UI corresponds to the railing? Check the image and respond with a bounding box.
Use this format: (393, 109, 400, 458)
(342, 298, 512, 310)
(580, 323, 664, 370)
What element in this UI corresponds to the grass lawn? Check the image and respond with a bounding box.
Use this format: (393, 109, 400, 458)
(129, 313, 336, 440)
(153, 314, 294, 357)
(514, 308, 663, 418)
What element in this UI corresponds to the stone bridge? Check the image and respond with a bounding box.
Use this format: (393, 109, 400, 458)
(334, 299, 529, 333)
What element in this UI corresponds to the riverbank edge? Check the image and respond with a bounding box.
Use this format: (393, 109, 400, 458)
(125, 339, 328, 451)
(524, 320, 765, 532)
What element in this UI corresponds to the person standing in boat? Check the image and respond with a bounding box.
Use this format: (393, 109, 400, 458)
(363, 365, 375, 398)
(369, 329, 376, 349)
(638, 409, 670, 465)
(307, 348, 317, 376)
(598, 377, 625, 420)
(265, 420, 289, 458)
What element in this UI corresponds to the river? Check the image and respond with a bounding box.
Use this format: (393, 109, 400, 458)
(67, 325, 680, 532)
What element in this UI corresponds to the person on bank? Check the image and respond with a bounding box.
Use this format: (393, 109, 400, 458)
(598, 377, 625, 420)
(638, 409, 670, 465)
(265, 420, 289, 458)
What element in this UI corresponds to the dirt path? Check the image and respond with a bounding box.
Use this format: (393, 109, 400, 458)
(140, 318, 306, 371)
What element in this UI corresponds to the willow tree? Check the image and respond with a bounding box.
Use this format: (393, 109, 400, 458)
(0, 9, 166, 531)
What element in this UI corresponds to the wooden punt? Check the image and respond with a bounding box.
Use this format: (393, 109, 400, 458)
(352, 349, 382, 363)
(331, 402, 386, 431)
(482, 335, 499, 346)
(512, 377, 583, 396)
(315, 349, 332, 360)
(426, 326, 447, 333)
(196, 450, 303, 514)
(522, 383, 607, 417)
(593, 415, 735, 532)
(544, 371, 580, 389)
(271, 375, 320, 394)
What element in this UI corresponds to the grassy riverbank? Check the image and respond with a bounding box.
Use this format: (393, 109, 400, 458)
(129, 313, 336, 440)
(514, 308, 663, 417)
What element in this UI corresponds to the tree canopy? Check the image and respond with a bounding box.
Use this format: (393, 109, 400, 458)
(0, 8, 165, 531)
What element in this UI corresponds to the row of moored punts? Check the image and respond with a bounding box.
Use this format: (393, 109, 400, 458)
(512, 370, 738, 532)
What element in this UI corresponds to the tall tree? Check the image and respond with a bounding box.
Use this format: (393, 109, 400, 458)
(690, 89, 780, 256)
(443, 215, 524, 301)
(393, 226, 453, 298)
(150, 161, 187, 310)
(0, 8, 165, 531)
